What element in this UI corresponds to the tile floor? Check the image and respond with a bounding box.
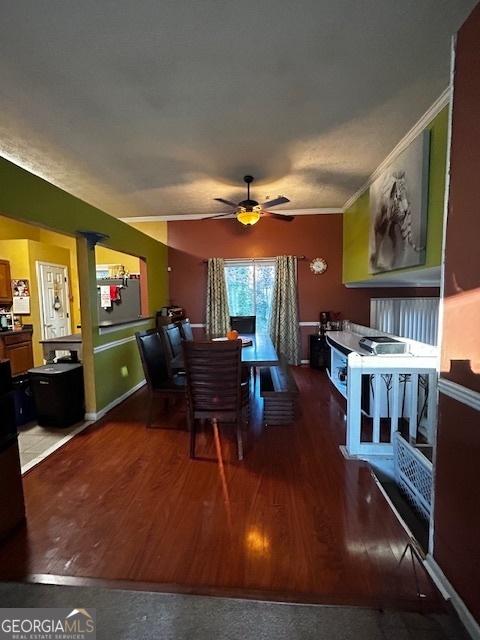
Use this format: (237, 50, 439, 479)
(18, 421, 91, 473)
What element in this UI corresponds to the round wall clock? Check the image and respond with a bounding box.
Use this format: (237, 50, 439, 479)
(309, 257, 328, 275)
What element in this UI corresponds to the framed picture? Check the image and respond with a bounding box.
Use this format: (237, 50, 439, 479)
(12, 279, 31, 314)
(369, 130, 430, 274)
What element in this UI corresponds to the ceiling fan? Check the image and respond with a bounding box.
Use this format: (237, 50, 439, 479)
(207, 175, 293, 225)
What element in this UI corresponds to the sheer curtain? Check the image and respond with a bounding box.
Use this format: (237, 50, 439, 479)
(269, 255, 300, 365)
(205, 258, 230, 337)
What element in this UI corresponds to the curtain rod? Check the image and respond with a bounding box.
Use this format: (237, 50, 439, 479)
(202, 255, 306, 263)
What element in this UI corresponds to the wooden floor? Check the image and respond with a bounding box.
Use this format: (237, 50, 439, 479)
(0, 368, 443, 610)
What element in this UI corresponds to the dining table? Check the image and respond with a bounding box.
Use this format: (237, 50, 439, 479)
(170, 333, 279, 370)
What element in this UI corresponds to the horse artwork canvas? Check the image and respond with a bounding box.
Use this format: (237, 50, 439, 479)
(369, 130, 430, 274)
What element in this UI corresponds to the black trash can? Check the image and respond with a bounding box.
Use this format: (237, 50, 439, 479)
(12, 375, 37, 427)
(28, 364, 85, 428)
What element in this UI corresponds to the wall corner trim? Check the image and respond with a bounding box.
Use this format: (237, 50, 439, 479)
(438, 378, 480, 412)
(85, 379, 146, 421)
(342, 87, 451, 212)
(424, 554, 480, 640)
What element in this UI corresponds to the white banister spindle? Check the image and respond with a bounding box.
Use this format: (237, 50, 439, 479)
(427, 372, 438, 444)
(390, 373, 400, 439)
(408, 374, 419, 443)
(346, 353, 363, 455)
(372, 374, 381, 443)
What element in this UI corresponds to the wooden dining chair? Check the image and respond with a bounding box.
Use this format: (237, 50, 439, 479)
(183, 340, 248, 461)
(135, 329, 186, 428)
(161, 323, 183, 359)
(177, 318, 194, 341)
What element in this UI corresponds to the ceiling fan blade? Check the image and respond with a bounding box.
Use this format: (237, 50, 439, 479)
(265, 211, 294, 222)
(202, 212, 235, 220)
(214, 197, 239, 208)
(261, 196, 290, 208)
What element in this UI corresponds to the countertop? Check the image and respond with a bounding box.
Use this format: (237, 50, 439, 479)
(0, 328, 33, 337)
(327, 330, 438, 358)
(327, 331, 371, 355)
(39, 333, 82, 345)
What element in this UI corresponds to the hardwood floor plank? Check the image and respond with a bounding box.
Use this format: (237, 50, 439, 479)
(0, 367, 444, 611)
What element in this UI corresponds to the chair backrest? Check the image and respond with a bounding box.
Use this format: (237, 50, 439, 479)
(161, 323, 183, 358)
(183, 340, 242, 415)
(136, 330, 170, 390)
(230, 315, 256, 334)
(177, 318, 194, 341)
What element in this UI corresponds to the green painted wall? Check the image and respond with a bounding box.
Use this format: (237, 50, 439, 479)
(0, 156, 168, 412)
(94, 339, 146, 411)
(343, 107, 448, 283)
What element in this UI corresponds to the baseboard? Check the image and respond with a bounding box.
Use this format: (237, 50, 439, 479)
(424, 555, 480, 640)
(85, 379, 146, 422)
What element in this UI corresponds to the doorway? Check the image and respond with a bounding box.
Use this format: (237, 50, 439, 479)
(36, 261, 71, 340)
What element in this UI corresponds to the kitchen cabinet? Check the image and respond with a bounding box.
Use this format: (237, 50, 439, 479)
(0, 260, 12, 304)
(0, 329, 34, 375)
(0, 374, 26, 542)
(309, 334, 330, 369)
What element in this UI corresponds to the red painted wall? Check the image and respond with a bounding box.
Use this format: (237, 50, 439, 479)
(434, 2, 480, 625)
(167, 215, 438, 358)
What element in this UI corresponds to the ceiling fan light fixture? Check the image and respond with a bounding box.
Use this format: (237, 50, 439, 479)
(207, 175, 292, 224)
(236, 208, 261, 226)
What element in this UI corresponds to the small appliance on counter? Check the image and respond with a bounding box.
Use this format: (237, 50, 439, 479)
(358, 335, 408, 355)
(318, 311, 330, 335)
(318, 311, 342, 333)
(28, 363, 85, 427)
(156, 306, 185, 328)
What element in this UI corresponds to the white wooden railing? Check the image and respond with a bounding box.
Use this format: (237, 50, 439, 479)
(346, 351, 438, 460)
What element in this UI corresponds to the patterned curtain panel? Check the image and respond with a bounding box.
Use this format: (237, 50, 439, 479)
(269, 255, 301, 365)
(205, 257, 230, 337)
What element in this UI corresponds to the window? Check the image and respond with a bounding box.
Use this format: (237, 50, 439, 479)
(224, 259, 275, 333)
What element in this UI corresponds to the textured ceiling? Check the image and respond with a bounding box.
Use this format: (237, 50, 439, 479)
(0, 0, 475, 219)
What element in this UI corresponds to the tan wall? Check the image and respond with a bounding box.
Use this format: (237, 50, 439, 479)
(125, 220, 168, 245)
(95, 245, 140, 274)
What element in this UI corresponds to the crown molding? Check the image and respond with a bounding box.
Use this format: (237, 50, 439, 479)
(120, 207, 343, 223)
(342, 87, 451, 212)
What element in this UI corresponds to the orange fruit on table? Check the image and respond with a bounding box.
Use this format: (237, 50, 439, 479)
(226, 329, 239, 340)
